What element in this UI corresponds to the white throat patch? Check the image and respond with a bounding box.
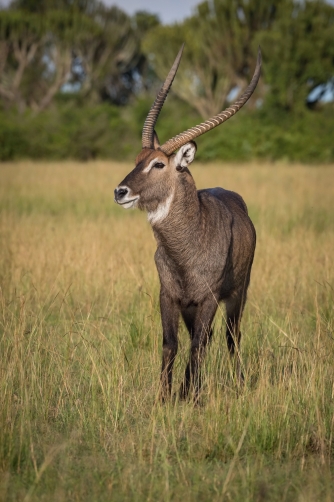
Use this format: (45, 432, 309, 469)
(147, 191, 174, 225)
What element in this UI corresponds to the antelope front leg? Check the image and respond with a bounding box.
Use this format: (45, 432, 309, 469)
(159, 288, 179, 402)
(180, 298, 217, 401)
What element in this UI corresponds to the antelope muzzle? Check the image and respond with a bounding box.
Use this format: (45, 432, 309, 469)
(114, 186, 139, 209)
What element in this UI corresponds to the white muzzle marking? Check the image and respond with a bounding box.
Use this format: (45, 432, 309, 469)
(119, 198, 139, 209)
(115, 186, 139, 209)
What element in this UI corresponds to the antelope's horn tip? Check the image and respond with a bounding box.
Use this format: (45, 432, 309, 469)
(176, 43, 185, 60)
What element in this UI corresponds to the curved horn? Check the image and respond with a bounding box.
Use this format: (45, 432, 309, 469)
(142, 44, 184, 149)
(160, 47, 262, 156)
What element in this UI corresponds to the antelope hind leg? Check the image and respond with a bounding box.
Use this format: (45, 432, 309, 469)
(225, 293, 247, 385)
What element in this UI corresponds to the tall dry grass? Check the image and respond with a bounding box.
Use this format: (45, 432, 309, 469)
(0, 160, 333, 501)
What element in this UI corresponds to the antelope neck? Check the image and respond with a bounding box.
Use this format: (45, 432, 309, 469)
(152, 176, 201, 254)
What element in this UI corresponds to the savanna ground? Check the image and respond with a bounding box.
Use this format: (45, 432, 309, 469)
(0, 160, 333, 501)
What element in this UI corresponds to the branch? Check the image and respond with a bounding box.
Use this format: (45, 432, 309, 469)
(0, 84, 15, 101)
(12, 39, 40, 91)
(0, 41, 9, 80)
(33, 46, 71, 113)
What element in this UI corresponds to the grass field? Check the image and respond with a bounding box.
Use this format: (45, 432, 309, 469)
(0, 160, 334, 501)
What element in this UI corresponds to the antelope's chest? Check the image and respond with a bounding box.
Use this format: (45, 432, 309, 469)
(155, 247, 224, 305)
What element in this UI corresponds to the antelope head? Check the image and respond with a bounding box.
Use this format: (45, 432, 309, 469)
(114, 45, 261, 223)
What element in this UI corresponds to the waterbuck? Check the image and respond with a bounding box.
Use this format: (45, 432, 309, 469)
(114, 46, 261, 401)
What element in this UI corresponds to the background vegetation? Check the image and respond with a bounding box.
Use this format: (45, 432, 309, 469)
(1, 1, 334, 499)
(0, 0, 334, 162)
(0, 160, 333, 500)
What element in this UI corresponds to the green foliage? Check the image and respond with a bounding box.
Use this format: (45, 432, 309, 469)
(1, 98, 334, 163)
(1, 0, 334, 162)
(133, 10, 160, 36)
(195, 105, 334, 163)
(142, 10, 249, 118)
(0, 101, 140, 161)
(258, 0, 334, 111)
(10, 0, 92, 12)
(0, 113, 28, 160)
(0, 3, 143, 111)
(142, 0, 334, 115)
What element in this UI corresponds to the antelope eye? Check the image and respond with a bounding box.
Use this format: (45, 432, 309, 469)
(154, 162, 165, 169)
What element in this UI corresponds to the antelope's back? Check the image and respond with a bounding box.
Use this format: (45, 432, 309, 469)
(200, 187, 249, 214)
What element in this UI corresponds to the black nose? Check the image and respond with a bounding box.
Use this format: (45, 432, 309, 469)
(114, 187, 128, 201)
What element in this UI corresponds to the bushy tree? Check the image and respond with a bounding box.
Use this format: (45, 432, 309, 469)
(258, 0, 334, 112)
(0, 0, 150, 111)
(143, 0, 334, 116)
(143, 0, 283, 118)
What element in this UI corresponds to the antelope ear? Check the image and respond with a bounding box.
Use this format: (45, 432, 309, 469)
(175, 141, 197, 171)
(153, 130, 161, 149)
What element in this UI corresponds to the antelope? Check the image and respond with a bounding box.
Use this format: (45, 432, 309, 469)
(114, 45, 261, 401)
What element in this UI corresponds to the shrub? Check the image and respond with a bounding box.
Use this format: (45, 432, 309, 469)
(1, 98, 333, 163)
